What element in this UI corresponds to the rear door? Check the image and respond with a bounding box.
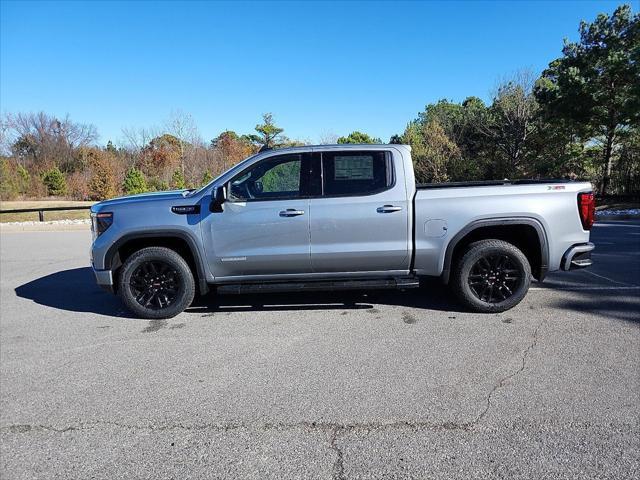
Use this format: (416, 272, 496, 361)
(309, 149, 410, 273)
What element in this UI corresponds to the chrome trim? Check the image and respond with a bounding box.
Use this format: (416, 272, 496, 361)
(93, 268, 114, 293)
(561, 242, 595, 271)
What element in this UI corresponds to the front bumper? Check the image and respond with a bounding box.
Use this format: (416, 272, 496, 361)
(93, 267, 115, 293)
(561, 242, 595, 271)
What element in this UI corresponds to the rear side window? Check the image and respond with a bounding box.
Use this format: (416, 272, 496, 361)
(322, 151, 393, 196)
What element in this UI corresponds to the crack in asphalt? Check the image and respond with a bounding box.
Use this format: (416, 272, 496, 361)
(472, 319, 546, 425)
(1, 321, 546, 426)
(2, 320, 547, 479)
(2, 419, 473, 435)
(2, 419, 469, 479)
(329, 427, 346, 480)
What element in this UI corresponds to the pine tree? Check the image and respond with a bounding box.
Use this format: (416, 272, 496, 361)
(122, 167, 148, 195)
(42, 167, 67, 196)
(170, 168, 186, 189)
(16, 164, 30, 194)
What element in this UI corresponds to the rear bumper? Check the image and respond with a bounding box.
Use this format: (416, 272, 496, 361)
(93, 267, 115, 293)
(561, 242, 595, 271)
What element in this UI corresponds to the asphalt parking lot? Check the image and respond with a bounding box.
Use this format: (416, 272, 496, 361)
(1, 221, 639, 479)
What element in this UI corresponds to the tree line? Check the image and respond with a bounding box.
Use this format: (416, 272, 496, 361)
(1, 4, 637, 201)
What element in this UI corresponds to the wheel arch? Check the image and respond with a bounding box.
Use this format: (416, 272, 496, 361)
(105, 230, 209, 295)
(441, 218, 549, 284)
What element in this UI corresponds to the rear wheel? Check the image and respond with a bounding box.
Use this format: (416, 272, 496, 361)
(118, 247, 195, 319)
(452, 239, 531, 313)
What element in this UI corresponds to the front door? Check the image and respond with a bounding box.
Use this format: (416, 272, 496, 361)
(203, 153, 316, 279)
(309, 149, 410, 273)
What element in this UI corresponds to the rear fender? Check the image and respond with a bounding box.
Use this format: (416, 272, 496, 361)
(440, 218, 549, 284)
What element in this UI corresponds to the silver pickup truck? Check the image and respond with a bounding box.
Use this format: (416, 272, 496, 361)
(90, 144, 595, 319)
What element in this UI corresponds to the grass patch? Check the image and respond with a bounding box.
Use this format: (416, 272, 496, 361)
(0, 200, 94, 223)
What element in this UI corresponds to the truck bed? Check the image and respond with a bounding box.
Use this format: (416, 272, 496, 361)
(416, 179, 575, 189)
(411, 180, 593, 277)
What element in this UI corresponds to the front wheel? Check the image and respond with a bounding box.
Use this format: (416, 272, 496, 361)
(118, 247, 195, 319)
(451, 239, 531, 313)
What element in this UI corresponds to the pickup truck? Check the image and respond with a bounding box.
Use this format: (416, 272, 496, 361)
(90, 144, 595, 319)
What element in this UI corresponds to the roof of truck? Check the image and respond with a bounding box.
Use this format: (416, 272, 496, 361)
(259, 143, 410, 153)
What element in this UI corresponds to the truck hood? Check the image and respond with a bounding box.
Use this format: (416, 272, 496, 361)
(91, 189, 192, 212)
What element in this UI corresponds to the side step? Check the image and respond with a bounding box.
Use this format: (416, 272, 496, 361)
(216, 277, 420, 295)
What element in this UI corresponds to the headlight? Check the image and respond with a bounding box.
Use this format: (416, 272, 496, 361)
(91, 212, 113, 238)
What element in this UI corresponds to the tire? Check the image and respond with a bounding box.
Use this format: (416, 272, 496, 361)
(118, 247, 195, 319)
(451, 239, 531, 313)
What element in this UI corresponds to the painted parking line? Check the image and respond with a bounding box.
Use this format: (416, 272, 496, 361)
(594, 222, 640, 228)
(582, 269, 636, 286)
(530, 286, 640, 291)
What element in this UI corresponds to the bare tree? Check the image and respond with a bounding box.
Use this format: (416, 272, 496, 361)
(120, 126, 159, 153)
(475, 70, 539, 177)
(165, 110, 200, 172)
(0, 115, 11, 156)
(3, 112, 98, 168)
(318, 131, 339, 144)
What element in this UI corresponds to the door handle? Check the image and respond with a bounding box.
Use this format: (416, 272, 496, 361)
(279, 209, 305, 217)
(377, 205, 403, 213)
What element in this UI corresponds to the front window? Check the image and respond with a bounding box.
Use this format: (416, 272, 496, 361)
(229, 154, 304, 201)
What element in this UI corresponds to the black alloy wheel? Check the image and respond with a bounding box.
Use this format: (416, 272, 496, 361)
(130, 260, 181, 310)
(118, 246, 196, 319)
(451, 239, 531, 313)
(467, 254, 522, 303)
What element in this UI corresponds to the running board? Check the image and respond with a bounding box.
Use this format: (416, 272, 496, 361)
(216, 277, 420, 295)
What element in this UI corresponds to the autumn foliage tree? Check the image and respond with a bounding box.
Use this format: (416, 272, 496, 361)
(211, 130, 255, 172)
(404, 120, 461, 183)
(86, 148, 119, 200)
(139, 134, 182, 184)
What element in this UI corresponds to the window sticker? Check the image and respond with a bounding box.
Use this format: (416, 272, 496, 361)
(334, 156, 373, 180)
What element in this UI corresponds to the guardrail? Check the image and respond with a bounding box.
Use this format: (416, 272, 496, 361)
(0, 206, 91, 222)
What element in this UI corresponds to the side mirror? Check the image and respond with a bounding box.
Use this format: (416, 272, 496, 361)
(210, 185, 227, 213)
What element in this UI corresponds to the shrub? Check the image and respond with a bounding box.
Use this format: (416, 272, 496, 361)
(0, 159, 19, 200)
(201, 170, 213, 186)
(67, 171, 91, 200)
(27, 175, 47, 198)
(148, 177, 169, 191)
(122, 167, 148, 195)
(42, 166, 67, 196)
(16, 164, 30, 194)
(170, 168, 186, 189)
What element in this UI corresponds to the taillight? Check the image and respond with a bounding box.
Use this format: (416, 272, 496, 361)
(577, 192, 595, 230)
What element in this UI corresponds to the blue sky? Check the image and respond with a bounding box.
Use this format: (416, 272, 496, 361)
(0, 0, 624, 145)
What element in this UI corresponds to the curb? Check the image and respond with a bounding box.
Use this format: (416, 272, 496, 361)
(595, 214, 640, 221)
(0, 223, 90, 233)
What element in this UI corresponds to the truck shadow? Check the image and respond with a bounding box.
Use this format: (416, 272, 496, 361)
(187, 279, 463, 314)
(547, 290, 640, 324)
(16, 267, 638, 321)
(14, 267, 134, 318)
(14, 267, 464, 317)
